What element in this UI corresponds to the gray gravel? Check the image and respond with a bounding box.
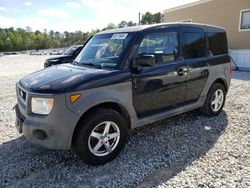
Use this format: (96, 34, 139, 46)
(0, 55, 249, 187)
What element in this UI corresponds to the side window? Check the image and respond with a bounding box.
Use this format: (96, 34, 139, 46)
(240, 10, 250, 30)
(208, 32, 228, 55)
(183, 32, 206, 59)
(138, 32, 179, 64)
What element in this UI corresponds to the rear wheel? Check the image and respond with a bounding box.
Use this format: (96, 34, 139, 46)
(73, 108, 128, 165)
(200, 83, 226, 116)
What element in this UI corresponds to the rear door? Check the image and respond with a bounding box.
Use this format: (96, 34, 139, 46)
(132, 27, 188, 118)
(181, 27, 209, 104)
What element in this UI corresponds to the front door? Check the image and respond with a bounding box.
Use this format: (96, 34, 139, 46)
(132, 29, 188, 118)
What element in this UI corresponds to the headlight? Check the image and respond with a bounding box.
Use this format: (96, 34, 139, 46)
(31, 97, 54, 115)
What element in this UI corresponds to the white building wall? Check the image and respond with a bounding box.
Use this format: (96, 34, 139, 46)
(230, 50, 250, 69)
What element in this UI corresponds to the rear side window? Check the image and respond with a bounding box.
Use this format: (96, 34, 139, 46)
(208, 32, 228, 55)
(183, 32, 206, 59)
(138, 32, 179, 64)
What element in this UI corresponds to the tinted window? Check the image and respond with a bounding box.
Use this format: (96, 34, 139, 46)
(63, 46, 78, 55)
(240, 10, 250, 30)
(138, 32, 179, 64)
(208, 32, 228, 55)
(183, 32, 206, 59)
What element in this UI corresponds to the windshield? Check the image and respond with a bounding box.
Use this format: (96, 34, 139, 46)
(63, 46, 78, 55)
(75, 33, 133, 68)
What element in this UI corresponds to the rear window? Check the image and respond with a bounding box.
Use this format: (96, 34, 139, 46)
(183, 32, 206, 59)
(208, 32, 228, 55)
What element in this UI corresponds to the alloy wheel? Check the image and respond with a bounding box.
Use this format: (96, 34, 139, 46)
(88, 121, 120, 157)
(211, 89, 224, 112)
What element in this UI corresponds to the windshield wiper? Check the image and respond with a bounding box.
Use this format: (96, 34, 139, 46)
(82, 62, 103, 69)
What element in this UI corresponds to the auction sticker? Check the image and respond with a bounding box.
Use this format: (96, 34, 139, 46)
(111, 33, 128, 40)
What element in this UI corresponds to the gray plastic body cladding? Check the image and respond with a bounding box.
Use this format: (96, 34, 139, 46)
(66, 81, 137, 133)
(200, 62, 231, 96)
(16, 83, 80, 150)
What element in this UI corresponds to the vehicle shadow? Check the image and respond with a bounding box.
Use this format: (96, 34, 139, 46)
(0, 110, 228, 187)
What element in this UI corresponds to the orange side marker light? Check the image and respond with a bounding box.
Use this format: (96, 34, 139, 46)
(70, 94, 81, 103)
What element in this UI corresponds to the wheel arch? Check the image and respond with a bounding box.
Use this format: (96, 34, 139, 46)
(71, 101, 131, 146)
(213, 77, 229, 92)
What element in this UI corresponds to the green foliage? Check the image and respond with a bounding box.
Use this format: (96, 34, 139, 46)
(127, 21, 137, 27)
(141, 12, 162, 25)
(118, 21, 127, 28)
(153, 12, 162, 24)
(102, 23, 116, 31)
(0, 28, 91, 52)
(118, 21, 136, 28)
(0, 19, 137, 52)
(141, 12, 154, 25)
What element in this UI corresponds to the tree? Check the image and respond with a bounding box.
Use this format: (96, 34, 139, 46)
(5, 37, 13, 50)
(102, 23, 116, 31)
(141, 12, 154, 25)
(0, 18, 147, 52)
(153, 12, 162, 23)
(26, 26, 32, 32)
(118, 21, 127, 28)
(141, 12, 162, 25)
(127, 21, 136, 27)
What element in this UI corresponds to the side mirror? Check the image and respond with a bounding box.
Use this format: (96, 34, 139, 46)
(134, 54, 156, 67)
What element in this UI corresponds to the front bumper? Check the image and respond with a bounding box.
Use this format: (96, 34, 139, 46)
(15, 83, 80, 150)
(14, 104, 24, 133)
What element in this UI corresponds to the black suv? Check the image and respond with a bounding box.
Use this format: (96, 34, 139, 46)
(44, 45, 83, 67)
(15, 23, 231, 165)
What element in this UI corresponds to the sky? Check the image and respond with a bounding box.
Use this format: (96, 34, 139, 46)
(0, 0, 199, 32)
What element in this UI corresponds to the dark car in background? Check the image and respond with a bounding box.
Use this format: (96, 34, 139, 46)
(44, 45, 83, 67)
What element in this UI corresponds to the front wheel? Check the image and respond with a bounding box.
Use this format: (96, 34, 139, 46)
(200, 83, 226, 116)
(73, 108, 128, 165)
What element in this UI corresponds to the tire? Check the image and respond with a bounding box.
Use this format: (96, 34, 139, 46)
(200, 83, 226, 116)
(73, 108, 128, 165)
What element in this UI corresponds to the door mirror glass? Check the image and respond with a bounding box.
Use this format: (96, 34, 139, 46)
(134, 55, 156, 67)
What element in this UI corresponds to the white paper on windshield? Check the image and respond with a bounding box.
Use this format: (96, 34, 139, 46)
(111, 33, 128, 40)
(155, 50, 163, 54)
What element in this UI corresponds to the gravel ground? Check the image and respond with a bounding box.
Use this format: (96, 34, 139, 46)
(0, 55, 249, 187)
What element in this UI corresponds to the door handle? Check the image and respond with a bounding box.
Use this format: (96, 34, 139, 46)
(177, 67, 189, 76)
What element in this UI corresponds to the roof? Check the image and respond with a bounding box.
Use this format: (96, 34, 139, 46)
(95, 22, 225, 35)
(163, 0, 213, 13)
(95, 25, 152, 35)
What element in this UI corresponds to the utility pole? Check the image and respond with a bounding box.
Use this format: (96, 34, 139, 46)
(138, 12, 141, 25)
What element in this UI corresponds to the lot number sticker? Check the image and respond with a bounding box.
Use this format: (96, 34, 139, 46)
(111, 33, 128, 40)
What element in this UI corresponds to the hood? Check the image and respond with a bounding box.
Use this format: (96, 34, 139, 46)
(20, 64, 117, 93)
(47, 55, 72, 61)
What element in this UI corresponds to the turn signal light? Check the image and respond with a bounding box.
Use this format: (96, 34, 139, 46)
(70, 94, 81, 103)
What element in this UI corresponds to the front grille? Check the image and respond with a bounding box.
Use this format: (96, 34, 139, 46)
(19, 88, 27, 102)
